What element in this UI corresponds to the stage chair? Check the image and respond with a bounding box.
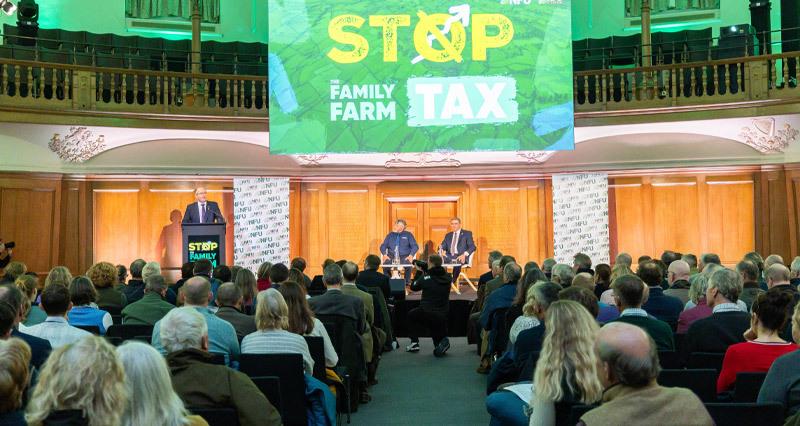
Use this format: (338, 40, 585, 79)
(189, 407, 240, 426)
(733, 372, 768, 403)
(454, 252, 477, 293)
(658, 369, 717, 402)
(704, 402, 783, 426)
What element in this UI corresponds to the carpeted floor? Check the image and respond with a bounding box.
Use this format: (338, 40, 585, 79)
(349, 337, 489, 426)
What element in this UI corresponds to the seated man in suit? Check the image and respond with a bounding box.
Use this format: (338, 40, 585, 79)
(340, 262, 375, 366)
(608, 274, 675, 351)
(214, 283, 256, 341)
(379, 219, 418, 283)
(0, 284, 52, 370)
(356, 254, 392, 304)
(439, 217, 476, 284)
(182, 186, 223, 224)
(639, 261, 684, 329)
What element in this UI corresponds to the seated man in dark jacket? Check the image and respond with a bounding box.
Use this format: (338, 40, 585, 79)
(214, 283, 256, 341)
(160, 306, 280, 426)
(405, 254, 452, 357)
(356, 254, 392, 304)
(0, 284, 51, 370)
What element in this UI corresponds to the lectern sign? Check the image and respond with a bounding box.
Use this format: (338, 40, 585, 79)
(268, 0, 574, 154)
(187, 235, 221, 267)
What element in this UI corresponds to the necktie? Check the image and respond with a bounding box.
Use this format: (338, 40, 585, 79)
(201, 203, 206, 223)
(451, 231, 459, 255)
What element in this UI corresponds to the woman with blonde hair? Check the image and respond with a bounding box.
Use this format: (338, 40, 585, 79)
(44, 266, 72, 288)
(677, 274, 711, 333)
(26, 335, 127, 426)
(16, 274, 46, 326)
(234, 268, 258, 315)
(486, 300, 603, 426)
(117, 341, 208, 426)
(87, 261, 127, 309)
(600, 264, 634, 306)
(0, 338, 31, 424)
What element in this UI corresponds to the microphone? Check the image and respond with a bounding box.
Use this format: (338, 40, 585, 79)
(209, 208, 226, 224)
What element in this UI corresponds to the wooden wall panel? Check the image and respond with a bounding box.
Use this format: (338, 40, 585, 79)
(325, 188, 370, 266)
(612, 178, 649, 261)
(651, 179, 700, 255)
(706, 178, 755, 263)
(92, 190, 140, 268)
(0, 187, 57, 273)
(475, 185, 521, 269)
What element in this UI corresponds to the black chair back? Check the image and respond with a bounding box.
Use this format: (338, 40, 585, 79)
(250, 376, 282, 415)
(565, 404, 598, 425)
(517, 351, 540, 382)
(657, 350, 683, 369)
(317, 314, 367, 383)
(733, 372, 768, 403)
(704, 402, 784, 426)
(687, 352, 725, 372)
(75, 325, 100, 335)
(106, 324, 153, 341)
(303, 335, 327, 382)
(239, 353, 307, 426)
(208, 353, 226, 365)
(188, 407, 240, 426)
(658, 368, 717, 402)
(488, 307, 510, 357)
(99, 305, 123, 316)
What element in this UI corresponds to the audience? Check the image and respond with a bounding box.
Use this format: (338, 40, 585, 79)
(160, 307, 280, 426)
(0, 262, 26, 285)
(26, 336, 127, 426)
(479, 263, 523, 371)
(791, 256, 800, 288)
(171, 262, 195, 295)
(676, 274, 712, 334)
(638, 261, 683, 328)
(685, 269, 751, 358)
(291, 257, 313, 288)
(487, 300, 603, 426)
(758, 303, 800, 417)
(0, 338, 30, 425)
(214, 283, 256, 340)
(558, 286, 600, 318)
(122, 274, 175, 326)
(116, 264, 127, 286)
(593, 263, 611, 300)
(278, 281, 338, 367)
(579, 322, 712, 425)
(309, 259, 335, 296)
(608, 275, 675, 351)
(213, 265, 232, 284)
(122, 259, 147, 304)
(151, 277, 240, 366)
(664, 260, 691, 304)
(67, 276, 113, 334)
(192, 260, 222, 303)
(25, 284, 91, 348)
(573, 252, 594, 275)
(256, 261, 273, 291)
(737, 259, 765, 309)
(682, 253, 699, 274)
(234, 269, 258, 315)
(230, 265, 243, 283)
(717, 290, 798, 393)
(513, 282, 562, 365)
(341, 262, 377, 363)
(571, 273, 618, 323)
(615, 252, 633, 268)
(508, 284, 543, 346)
(117, 341, 209, 426)
(479, 251, 504, 287)
(241, 288, 314, 374)
(0, 284, 52, 369)
(600, 264, 634, 306)
(268, 263, 290, 289)
(44, 266, 72, 288)
(87, 261, 127, 309)
(356, 254, 392, 304)
(550, 264, 575, 288)
(699, 253, 722, 272)
(15, 274, 46, 327)
(542, 258, 556, 280)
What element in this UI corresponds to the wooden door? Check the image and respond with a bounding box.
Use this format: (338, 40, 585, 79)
(389, 201, 457, 259)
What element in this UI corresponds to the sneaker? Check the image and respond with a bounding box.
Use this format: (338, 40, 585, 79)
(405, 342, 420, 352)
(433, 337, 451, 357)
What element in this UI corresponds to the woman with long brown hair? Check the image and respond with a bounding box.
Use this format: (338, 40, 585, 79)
(277, 281, 338, 367)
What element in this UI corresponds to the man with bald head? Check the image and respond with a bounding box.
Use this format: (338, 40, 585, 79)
(182, 186, 224, 224)
(579, 323, 712, 426)
(664, 260, 691, 305)
(766, 263, 800, 340)
(151, 276, 239, 366)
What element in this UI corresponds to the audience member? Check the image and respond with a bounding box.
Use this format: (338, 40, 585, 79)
(608, 275, 674, 351)
(699, 253, 722, 272)
(573, 253, 594, 275)
(192, 260, 222, 303)
(288, 268, 306, 288)
(550, 264, 575, 288)
(122, 259, 147, 304)
(513, 282, 562, 363)
(744, 251, 768, 289)
(638, 261, 683, 328)
(25, 336, 127, 426)
(766, 254, 785, 268)
(766, 264, 800, 340)
(1, 262, 26, 285)
(600, 264, 635, 306)
(122, 275, 174, 326)
(758, 303, 800, 417)
(291, 257, 313, 288)
(559, 286, 600, 318)
(0, 302, 16, 338)
(212, 265, 232, 284)
(241, 288, 314, 374)
(676, 274, 712, 334)
(67, 276, 113, 334)
(737, 259, 765, 309)
(682, 253, 699, 274)
(615, 253, 633, 268)
(0, 337, 30, 425)
(214, 283, 256, 340)
(87, 261, 127, 309)
(664, 260, 691, 304)
(791, 256, 800, 288)
(507, 285, 542, 346)
(268, 263, 290, 289)
(479, 251, 504, 287)
(44, 266, 72, 288)
(256, 261, 273, 291)
(0, 284, 51, 369)
(717, 290, 797, 393)
(593, 264, 611, 300)
(309, 259, 336, 296)
(356, 255, 392, 304)
(579, 322, 712, 425)
(487, 301, 604, 426)
(230, 265, 243, 282)
(116, 264, 127, 285)
(406, 254, 452, 357)
(685, 269, 750, 359)
(478, 263, 522, 371)
(341, 262, 376, 363)
(151, 277, 239, 366)
(171, 262, 194, 296)
(542, 258, 556, 280)
(660, 250, 681, 267)
(278, 281, 339, 367)
(571, 273, 618, 323)
(637, 255, 652, 266)
(15, 274, 46, 326)
(25, 284, 91, 348)
(233, 269, 258, 315)
(117, 341, 208, 426)
(160, 307, 280, 426)
(502, 266, 546, 339)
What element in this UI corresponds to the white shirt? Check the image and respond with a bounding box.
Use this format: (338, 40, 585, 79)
(24, 316, 91, 348)
(307, 317, 339, 368)
(241, 329, 314, 375)
(509, 315, 540, 344)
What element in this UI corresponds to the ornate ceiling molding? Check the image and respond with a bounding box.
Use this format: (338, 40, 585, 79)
(49, 127, 106, 163)
(384, 151, 461, 168)
(739, 118, 799, 154)
(294, 154, 328, 166)
(516, 151, 556, 164)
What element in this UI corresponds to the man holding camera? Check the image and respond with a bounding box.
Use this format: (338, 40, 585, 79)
(0, 239, 13, 269)
(406, 254, 451, 357)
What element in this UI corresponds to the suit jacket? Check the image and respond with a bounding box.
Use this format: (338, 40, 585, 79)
(440, 229, 476, 259)
(356, 269, 391, 302)
(12, 329, 52, 370)
(340, 284, 374, 362)
(641, 287, 684, 329)
(182, 201, 224, 224)
(215, 306, 257, 341)
(379, 231, 419, 258)
(309, 289, 366, 335)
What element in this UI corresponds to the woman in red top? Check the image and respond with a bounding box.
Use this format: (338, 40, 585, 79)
(717, 291, 798, 393)
(256, 261, 272, 291)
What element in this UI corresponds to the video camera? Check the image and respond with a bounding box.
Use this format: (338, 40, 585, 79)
(0, 241, 14, 250)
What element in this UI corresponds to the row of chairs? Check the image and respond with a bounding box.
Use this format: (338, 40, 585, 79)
(658, 369, 768, 403)
(566, 402, 784, 426)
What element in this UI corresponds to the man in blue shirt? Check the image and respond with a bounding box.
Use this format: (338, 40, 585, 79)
(379, 219, 419, 283)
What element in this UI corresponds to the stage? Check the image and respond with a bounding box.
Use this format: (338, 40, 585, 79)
(392, 287, 477, 338)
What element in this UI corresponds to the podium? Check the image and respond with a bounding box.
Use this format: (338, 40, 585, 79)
(182, 223, 226, 267)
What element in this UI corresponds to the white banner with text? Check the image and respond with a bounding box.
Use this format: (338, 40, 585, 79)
(552, 173, 610, 265)
(233, 177, 290, 272)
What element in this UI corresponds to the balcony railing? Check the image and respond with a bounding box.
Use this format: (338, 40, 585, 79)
(574, 52, 800, 113)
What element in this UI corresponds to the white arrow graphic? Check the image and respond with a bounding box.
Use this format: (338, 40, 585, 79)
(411, 4, 471, 65)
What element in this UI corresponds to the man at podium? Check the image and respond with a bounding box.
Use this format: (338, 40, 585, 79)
(440, 217, 475, 284)
(182, 187, 224, 224)
(379, 219, 418, 283)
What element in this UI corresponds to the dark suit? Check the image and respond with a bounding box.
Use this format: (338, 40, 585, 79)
(440, 229, 476, 283)
(379, 230, 419, 282)
(182, 201, 224, 224)
(356, 269, 392, 303)
(12, 329, 52, 370)
(309, 288, 366, 334)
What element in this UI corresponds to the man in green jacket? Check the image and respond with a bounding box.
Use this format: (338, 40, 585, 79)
(607, 274, 675, 351)
(121, 275, 174, 325)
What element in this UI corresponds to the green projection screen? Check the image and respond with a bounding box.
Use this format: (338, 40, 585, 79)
(268, 0, 573, 154)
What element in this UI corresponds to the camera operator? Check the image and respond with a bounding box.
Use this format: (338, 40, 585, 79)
(0, 239, 13, 269)
(405, 254, 452, 357)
